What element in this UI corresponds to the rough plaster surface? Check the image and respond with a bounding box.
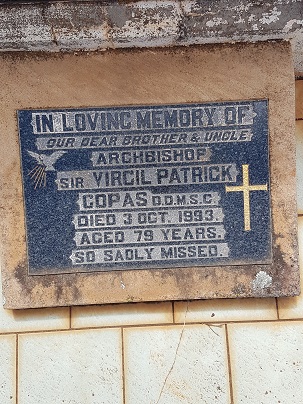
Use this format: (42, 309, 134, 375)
(0, 41, 299, 308)
(0, 1, 302, 73)
(296, 121, 303, 214)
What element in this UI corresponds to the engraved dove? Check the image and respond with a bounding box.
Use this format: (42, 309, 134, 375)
(27, 150, 66, 171)
(27, 150, 67, 189)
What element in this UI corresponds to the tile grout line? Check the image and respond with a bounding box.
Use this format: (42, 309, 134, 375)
(155, 301, 189, 404)
(275, 297, 280, 320)
(16, 333, 19, 404)
(69, 306, 72, 329)
(225, 324, 234, 404)
(172, 301, 175, 323)
(121, 328, 126, 404)
(2, 316, 303, 337)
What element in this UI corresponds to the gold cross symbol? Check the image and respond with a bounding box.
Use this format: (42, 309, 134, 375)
(225, 164, 268, 231)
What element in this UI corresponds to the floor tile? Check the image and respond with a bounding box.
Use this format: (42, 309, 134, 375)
(228, 321, 303, 403)
(72, 302, 173, 328)
(0, 334, 16, 404)
(0, 305, 70, 334)
(18, 329, 123, 404)
(174, 297, 277, 323)
(124, 324, 230, 403)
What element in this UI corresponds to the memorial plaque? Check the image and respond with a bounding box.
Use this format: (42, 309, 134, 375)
(18, 100, 271, 275)
(0, 42, 299, 308)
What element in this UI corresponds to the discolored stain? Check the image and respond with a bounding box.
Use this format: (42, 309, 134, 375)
(14, 259, 29, 289)
(231, 283, 248, 297)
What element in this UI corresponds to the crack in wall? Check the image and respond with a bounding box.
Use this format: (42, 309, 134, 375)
(155, 303, 224, 403)
(155, 301, 189, 404)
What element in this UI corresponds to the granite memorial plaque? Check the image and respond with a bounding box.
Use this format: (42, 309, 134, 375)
(18, 100, 271, 275)
(0, 43, 299, 308)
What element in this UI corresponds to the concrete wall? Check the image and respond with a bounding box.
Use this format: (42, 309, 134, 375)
(0, 1, 302, 74)
(0, 78, 302, 402)
(0, 2, 303, 402)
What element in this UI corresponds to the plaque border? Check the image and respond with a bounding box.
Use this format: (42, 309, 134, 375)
(17, 100, 272, 276)
(0, 42, 299, 308)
